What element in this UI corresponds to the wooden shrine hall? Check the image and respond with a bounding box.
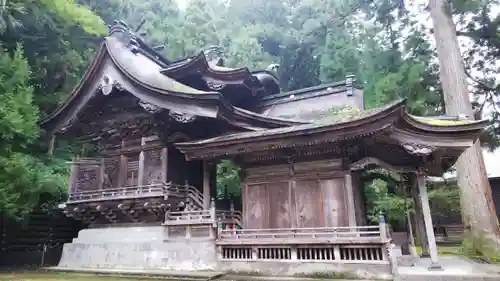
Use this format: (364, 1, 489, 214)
(42, 21, 487, 278)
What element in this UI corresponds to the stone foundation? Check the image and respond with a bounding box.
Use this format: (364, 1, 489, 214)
(221, 261, 393, 280)
(58, 226, 393, 279)
(58, 226, 217, 271)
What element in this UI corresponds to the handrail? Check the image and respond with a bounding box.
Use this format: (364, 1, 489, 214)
(164, 182, 204, 210)
(216, 210, 243, 228)
(218, 226, 382, 242)
(164, 209, 215, 226)
(68, 184, 167, 202)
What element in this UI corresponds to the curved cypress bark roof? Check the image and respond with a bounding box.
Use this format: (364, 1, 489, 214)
(40, 22, 305, 134)
(161, 51, 281, 107)
(175, 99, 487, 176)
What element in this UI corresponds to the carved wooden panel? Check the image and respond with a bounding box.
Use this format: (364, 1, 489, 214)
(144, 149, 162, 184)
(320, 178, 347, 227)
(295, 179, 323, 227)
(125, 154, 139, 186)
(103, 157, 119, 189)
(244, 184, 269, 229)
(268, 181, 291, 228)
(74, 165, 99, 192)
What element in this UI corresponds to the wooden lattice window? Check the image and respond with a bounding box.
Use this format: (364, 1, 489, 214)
(124, 153, 140, 186)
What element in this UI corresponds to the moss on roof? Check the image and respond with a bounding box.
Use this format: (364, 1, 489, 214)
(412, 116, 477, 126)
(311, 106, 362, 125)
(211, 65, 237, 71)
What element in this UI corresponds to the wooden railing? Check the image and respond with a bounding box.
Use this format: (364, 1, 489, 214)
(67, 177, 205, 212)
(217, 225, 391, 264)
(163, 208, 216, 239)
(217, 225, 387, 245)
(216, 210, 243, 229)
(68, 184, 166, 202)
(163, 183, 204, 210)
(164, 210, 215, 225)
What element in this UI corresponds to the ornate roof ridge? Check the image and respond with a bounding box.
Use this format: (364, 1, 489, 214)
(107, 20, 171, 67)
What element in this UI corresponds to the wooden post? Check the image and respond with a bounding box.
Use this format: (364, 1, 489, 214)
(210, 197, 216, 223)
(333, 246, 341, 261)
(379, 212, 388, 242)
(403, 178, 418, 257)
(412, 178, 430, 257)
(203, 160, 211, 210)
(137, 137, 146, 186)
(98, 158, 105, 190)
(161, 147, 168, 182)
(118, 141, 127, 187)
(68, 157, 78, 194)
(290, 246, 298, 260)
(417, 173, 441, 269)
(48, 134, 55, 157)
(344, 172, 357, 227)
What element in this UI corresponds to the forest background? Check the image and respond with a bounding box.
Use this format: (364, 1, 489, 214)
(0, 0, 498, 230)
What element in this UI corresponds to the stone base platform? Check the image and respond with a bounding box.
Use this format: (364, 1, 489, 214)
(58, 226, 392, 280)
(57, 226, 218, 271)
(221, 261, 392, 280)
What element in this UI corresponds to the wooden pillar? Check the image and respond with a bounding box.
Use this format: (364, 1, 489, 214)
(117, 141, 127, 187)
(203, 160, 211, 210)
(137, 137, 146, 186)
(403, 176, 418, 256)
(161, 147, 168, 183)
(68, 158, 78, 193)
(48, 134, 55, 157)
(344, 172, 357, 227)
(412, 179, 430, 257)
(417, 173, 441, 269)
(98, 158, 105, 190)
(351, 171, 367, 225)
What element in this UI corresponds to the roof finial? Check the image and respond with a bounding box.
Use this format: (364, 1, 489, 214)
(135, 19, 146, 33)
(345, 74, 355, 96)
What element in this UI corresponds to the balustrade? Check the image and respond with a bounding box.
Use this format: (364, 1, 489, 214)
(217, 225, 390, 264)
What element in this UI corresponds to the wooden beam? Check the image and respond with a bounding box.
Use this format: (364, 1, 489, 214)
(98, 158, 105, 190)
(203, 160, 210, 209)
(344, 171, 357, 227)
(48, 134, 55, 157)
(118, 141, 127, 187)
(417, 173, 441, 268)
(68, 158, 78, 194)
(138, 137, 146, 186)
(161, 147, 168, 182)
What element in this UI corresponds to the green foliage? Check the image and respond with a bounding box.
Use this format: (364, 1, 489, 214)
(462, 232, 500, 263)
(216, 160, 241, 198)
(0, 45, 38, 151)
(428, 182, 461, 217)
(364, 179, 411, 226)
(0, 45, 66, 220)
(38, 0, 106, 35)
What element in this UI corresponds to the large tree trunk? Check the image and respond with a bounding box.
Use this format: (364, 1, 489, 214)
(429, 0, 500, 242)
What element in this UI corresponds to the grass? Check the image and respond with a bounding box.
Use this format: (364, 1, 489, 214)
(415, 245, 463, 256)
(0, 272, 165, 281)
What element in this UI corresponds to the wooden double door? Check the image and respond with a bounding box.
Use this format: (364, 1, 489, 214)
(243, 177, 349, 229)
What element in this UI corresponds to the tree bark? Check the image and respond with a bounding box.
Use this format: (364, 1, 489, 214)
(429, 0, 500, 242)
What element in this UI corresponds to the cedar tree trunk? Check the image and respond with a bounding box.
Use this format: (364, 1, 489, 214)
(429, 0, 500, 242)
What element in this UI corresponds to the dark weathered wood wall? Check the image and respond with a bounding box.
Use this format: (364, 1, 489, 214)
(242, 160, 353, 229)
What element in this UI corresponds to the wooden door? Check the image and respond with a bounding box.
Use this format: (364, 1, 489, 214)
(244, 184, 269, 229)
(320, 178, 347, 227)
(295, 179, 324, 227)
(268, 181, 292, 228)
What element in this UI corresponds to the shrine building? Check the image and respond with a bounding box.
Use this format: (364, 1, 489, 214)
(42, 21, 487, 279)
